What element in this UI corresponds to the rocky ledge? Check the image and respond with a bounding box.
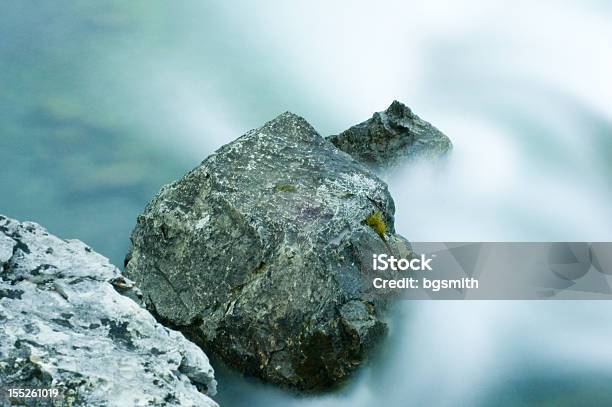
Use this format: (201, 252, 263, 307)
(328, 100, 452, 170)
(125, 111, 414, 391)
(0, 215, 217, 406)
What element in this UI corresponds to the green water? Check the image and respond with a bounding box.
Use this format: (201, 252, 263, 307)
(0, 2, 190, 266)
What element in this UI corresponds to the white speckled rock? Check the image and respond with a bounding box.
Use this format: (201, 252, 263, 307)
(125, 112, 413, 391)
(0, 215, 217, 407)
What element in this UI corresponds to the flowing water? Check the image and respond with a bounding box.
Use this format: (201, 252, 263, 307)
(1, 1, 611, 405)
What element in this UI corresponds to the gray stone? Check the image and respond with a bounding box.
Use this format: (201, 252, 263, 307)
(327, 100, 452, 170)
(0, 215, 217, 407)
(125, 112, 412, 391)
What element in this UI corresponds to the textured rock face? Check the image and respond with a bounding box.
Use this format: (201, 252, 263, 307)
(327, 100, 452, 169)
(126, 112, 412, 391)
(0, 215, 217, 407)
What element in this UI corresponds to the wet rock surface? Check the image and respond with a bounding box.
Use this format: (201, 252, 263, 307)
(328, 100, 452, 170)
(0, 215, 217, 407)
(126, 112, 412, 391)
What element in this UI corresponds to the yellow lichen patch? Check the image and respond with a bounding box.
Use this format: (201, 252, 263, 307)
(274, 183, 297, 192)
(365, 211, 386, 239)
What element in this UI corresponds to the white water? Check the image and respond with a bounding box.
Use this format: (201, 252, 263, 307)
(161, 2, 611, 405)
(112, 0, 612, 240)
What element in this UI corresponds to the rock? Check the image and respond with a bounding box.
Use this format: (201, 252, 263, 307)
(327, 100, 452, 170)
(0, 215, 217, 407)
(125, 112, 412, 391)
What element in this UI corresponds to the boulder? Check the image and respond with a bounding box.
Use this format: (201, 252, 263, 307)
(125, 112, 412, 391)
(327, 100, 452, 170)
(0, 215, 217, 407)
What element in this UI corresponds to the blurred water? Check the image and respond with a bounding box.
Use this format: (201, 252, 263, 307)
(1, 1, 611, 406)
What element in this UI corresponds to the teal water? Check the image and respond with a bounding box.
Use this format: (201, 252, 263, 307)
(1, 1, 611, 406)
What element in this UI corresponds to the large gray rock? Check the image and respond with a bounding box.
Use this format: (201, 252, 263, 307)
(125, 112, 412, 391)
(0, 215, 217, 407)
(327, 100, 452, 170)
